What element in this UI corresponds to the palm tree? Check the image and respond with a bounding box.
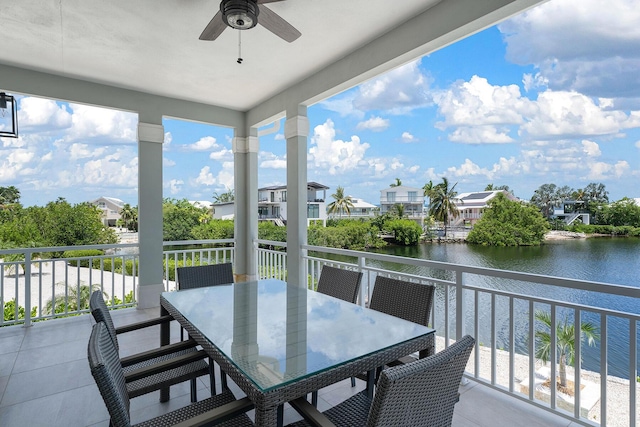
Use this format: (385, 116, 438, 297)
(423, 180, 435, 206)
(535, 310, 599, 389)
(390, 178, 402, 187)
(327, 186, 354, 218)
(45, 283, 106, 315)
(119, 203, 137, 231)
(393, 203, 406, 218)
(213, 188, 235, 203)
(428, 177, 460, 236)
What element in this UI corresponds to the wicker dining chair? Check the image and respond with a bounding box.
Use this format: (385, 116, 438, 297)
(351, 276, 435, 387)
(289, 335, 476, 427)
(88, 321, 255, 427)
(316, 265, 363, 304)
(89, 291, 209, 402)
(176, 262, 234, 391)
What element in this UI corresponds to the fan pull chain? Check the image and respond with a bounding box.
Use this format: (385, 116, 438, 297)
(237, 30, 243, 64)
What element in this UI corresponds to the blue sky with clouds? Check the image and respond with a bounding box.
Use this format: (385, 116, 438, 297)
(2, 0, 640, 208)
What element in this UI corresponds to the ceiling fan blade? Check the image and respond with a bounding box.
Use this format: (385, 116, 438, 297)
(258, 4, 301, 42)
(199, 11, 227, 41)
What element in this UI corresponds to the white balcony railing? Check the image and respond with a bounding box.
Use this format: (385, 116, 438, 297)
(1, 240, 638, 426)
(257, 241, 639, 427)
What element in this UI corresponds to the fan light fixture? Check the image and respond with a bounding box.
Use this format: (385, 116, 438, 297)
(0, 92, 18, 139)
(221, 0, 259, 30)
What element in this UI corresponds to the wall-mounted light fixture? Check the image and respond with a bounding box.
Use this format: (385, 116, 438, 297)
(0, 92, 18, 138)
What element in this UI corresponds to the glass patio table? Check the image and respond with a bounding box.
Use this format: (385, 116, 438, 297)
(160, 278, 435, 427)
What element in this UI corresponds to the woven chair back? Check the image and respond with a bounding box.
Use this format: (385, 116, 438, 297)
(88, 322, 132, 427)
(316, 265, 363, 304)
(369, 276, 435, 326)
(176, 263, 234, 290)
(368, 335, 475, 427)
(90, 290, 119, 351)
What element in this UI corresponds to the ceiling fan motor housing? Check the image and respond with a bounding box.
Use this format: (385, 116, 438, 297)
(221, 0, 259, 30)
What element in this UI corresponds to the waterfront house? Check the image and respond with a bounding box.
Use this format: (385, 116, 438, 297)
(451, 190, 518, 227)
(551, 200, 591, 225)
(90, 196, 124, 227)
(379, 185, 425, 224)
(212, 182, 329, 225)
(327, 196, 377, 219)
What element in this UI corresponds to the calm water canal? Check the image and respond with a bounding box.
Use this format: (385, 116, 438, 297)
(363, 237, 640, 379)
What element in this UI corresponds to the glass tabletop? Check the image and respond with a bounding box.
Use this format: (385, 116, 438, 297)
(162, 278, 434, 392)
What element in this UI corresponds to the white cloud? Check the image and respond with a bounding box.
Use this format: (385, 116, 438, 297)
(217, 161, 234, 189)
(195, 166, 216, 185)
(168, 179, 183, 194)
(435, 76, 532, 128)
(635, 140, 640, 149)
(189, 136, 219, 151)
(354, 60, 433, 113)
(18, 97, 72, 129)
(448, 126, 514, 144)
(356, 117, 390, 132)
(401, 132, 416, 143)
(614, 160, 630, 178)
(309, 119, 370, 176)
(67, 103, 137, 142)
(209, 148, 233, 161)
(274, 133, 285, 141)
(164, 157, 176, 167)
(69, 143, 106, 160)
(82, 152, 138, 187)
(260, 152, 287, 169)
(320, 59, 433, 117)
(500, 0, 640, 99)
(520, 91, 640, 138)
(582, 140, 601, 157)
(163, 132, 172, 151)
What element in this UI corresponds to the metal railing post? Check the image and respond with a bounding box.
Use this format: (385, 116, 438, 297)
(23, 251, 32, 327)
(455, 269, 463, 340)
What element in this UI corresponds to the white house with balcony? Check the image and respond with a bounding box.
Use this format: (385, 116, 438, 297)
(327, 196, 377, 219)
(380, 185, 424, 224)
(258, 182, 329, 225)
(90, 196, 124, 227)
(212, 182, 329, 225)
(451, 190, 518, 227)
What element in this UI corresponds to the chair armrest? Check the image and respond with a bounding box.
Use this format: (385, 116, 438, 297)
(290, 397, 337, 427)
(172, 397, 255, 427)
(115, 314, 173, 334)
(119, 338, 199, 367)
(124, 350, 207, 383)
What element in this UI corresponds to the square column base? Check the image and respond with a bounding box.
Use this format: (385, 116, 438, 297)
(136, 283, 165, 309)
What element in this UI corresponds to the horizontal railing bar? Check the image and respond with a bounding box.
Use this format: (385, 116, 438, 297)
(302, 244, 640, 298)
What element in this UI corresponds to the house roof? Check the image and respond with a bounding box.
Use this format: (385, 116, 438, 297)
(0, 1, 543, 126)
(380, 185, 423, 193)
(349, 197, 377, 209)
(454, 190, 516, 207)
(91, 196, 125, 207)
(259, 182, 329, 192)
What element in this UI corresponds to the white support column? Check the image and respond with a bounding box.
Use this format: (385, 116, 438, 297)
(233, 128, 259, 282)
(136, 121, 165, 309)
(285, 106, 309, 287)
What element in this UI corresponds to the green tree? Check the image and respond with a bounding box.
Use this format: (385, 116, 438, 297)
(429, 177, 459, 236)
(392, 203, 406, 219)
(423, 180, 435, 207)
(163, 198, 207, 241)
(467, 193, 549, 246)
(595, 197, 640, 227)
(212, 188, 235, 203)
(327, 186, 354, 218)
(530, 183, 559, 218)
(385, 219, 422, 245)
(191, 219, 235, 240)
(0, 185, 20, 207)
(535, 310, 599, 388)
(119, 203, 137, 231)
(42, 199, 117, 247)
(390, 178, 402, 187)
(3, 299, 37, 322)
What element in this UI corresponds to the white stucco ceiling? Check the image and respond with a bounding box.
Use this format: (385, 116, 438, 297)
(0, 0, 543, 119)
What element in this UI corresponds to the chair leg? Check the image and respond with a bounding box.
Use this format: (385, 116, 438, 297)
(190, 378, 197, 402)
(311, 391, 318, 407)
(209, 358, 217, 396)
(350, 376, 356, 387)
(221, 371, 228, 391)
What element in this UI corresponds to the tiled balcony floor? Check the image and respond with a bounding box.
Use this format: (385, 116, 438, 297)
(0, 308, 581, 427)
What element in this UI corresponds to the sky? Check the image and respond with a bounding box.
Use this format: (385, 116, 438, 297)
(2, 0, 640, 208)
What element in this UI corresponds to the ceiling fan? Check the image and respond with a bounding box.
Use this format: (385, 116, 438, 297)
(199, 0, 301, 43)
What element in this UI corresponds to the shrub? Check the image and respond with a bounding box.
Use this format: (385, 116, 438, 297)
(385, 219, 422, 246)
(64, 249, 105, 267)
(3, 299, 37, 322)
